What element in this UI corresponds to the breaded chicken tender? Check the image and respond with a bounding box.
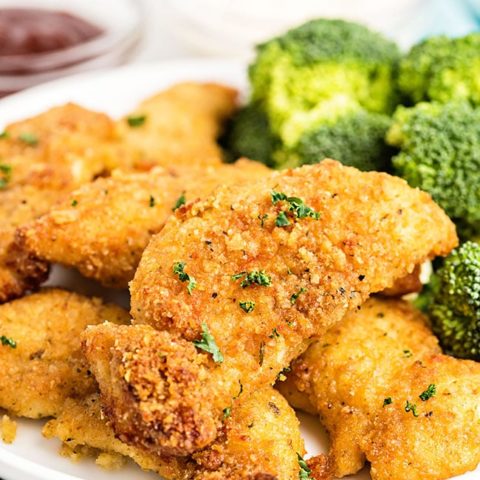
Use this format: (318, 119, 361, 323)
(0, 288, 129, 418)
(18, 160, 270, 288)
(0, 104, 130, 302)
(119, 83, 237, 170)
(43, 387, 304, 480)
(86, 159, 456, 457)
(280, 298, 480, 480)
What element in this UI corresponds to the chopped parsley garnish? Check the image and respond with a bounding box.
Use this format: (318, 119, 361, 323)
(239, 301, 255, 313)
(173, 261, 197, 294)
(269, 328, 280, 339)
(275, 211, 291, 227)
(383, 397, 393, 407)
(297, 453, 313, 480)
(271, 190, 320, 224)
(405, 400, 419, 417)
(232, 270, 272, 288)
(419, 384, 436, 401)
(71, 199, 78, 207)
(223, 406, 231, 419)
(172, 192, 186, 211)
(192, 322, 223, 363)
(18, 132, 38, 146)
(403, 349, 413, 358)
(290, 287, 307, 304)
(0, 163, 12, 189)
(0, 131, 9, 139)
(149, 195, 155, 207)
(127, 114, 147, 127)
(0, 336, 16, 349)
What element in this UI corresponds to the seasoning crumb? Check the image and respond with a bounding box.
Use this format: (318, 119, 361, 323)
(95, 452, 126, 470)
(1, 414, 17, 444)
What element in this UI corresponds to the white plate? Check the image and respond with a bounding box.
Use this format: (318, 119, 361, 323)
(0, 60, 473, 480)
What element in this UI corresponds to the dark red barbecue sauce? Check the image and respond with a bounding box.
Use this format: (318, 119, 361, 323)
(0, 8, 103, 71)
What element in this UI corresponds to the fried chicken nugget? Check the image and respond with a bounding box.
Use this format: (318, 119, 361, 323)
(85, 159, 456, 457)
(280, 298, 480, 480)
(0, 288, 129, 418)
(17, 160, 270, 288)
(43, 386, 304, 479)
(0, 103, 130, 302)
(119, 83, 237, 170)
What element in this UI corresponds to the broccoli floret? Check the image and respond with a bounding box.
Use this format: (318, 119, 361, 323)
(418, 242, 480, 360)
(275, 110, 393, 171)
(249, 18, 400, 146)
(221, 103, 277, 166)
(387, 102, 480, 239)
(399, 33, 480, 105)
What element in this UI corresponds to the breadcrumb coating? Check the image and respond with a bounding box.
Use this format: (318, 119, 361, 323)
(89, 159, 455, 456)
(0, 288, 129, 418)
(281, 298, 480, 480)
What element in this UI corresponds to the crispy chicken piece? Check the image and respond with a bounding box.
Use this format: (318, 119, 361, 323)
(43, 386, 304, 480)
(380, 264, 422, 296)
(86, 159, 456, 456)
(0, 288, 129, 418)
(280, 298, 480, 480)
(0, 103, 130, 302)
(119, 83, 238, 170)
(18, 160, 270, 288)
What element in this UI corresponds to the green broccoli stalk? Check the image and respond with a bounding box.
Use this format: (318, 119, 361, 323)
(399, 33, 480, 106)
(277, 110, 394, 171)
(417, 242, 480, 361)
(249, 18, 400, 147)
(387, 101, 480, 240)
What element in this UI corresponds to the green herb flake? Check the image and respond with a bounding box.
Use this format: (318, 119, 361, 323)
(149, 195, 156, 208)
(405, 400, 419, 417)
(172, 192, 186, 211)
(271, 190, 288, 204)
(269, 328, 280, 339)
(403, 349, 413, 358)
(290, 287, 307, 305)
(232, 270, 272, 288)
(297, 453, 313, 480)
(239, 301, 255, 313)
(0, 163, 12, 189)
(127, 114, 147, 127)
(276, 211, 291, 227)
(0, 131, 9, 139)
(71, 199, 78, 207)
(258, 213, 268, 227)
(192, 322, 223, 363)
(223, 406, 231, 419)
(419, 384, 437, 401)
(0, 335, 16, 349)
(173, 261, 197, 294)
(383, 397, 393, 407)
(18, 132, 38, 146)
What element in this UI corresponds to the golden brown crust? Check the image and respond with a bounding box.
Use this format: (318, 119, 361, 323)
(44, 388, 303, 480)
(0, 288, 129, 418)
(83, 323, 219, 456)
(0, 103, 130, 302)
(119, 82, 238, 170)
(125, 160, 455, 456)
(18, 160, 269, 288)
(283, 298, 480, 480)
(379, 264, 423, 297)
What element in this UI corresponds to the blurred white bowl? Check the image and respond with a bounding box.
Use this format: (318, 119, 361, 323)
(163, 0, 422, 56)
